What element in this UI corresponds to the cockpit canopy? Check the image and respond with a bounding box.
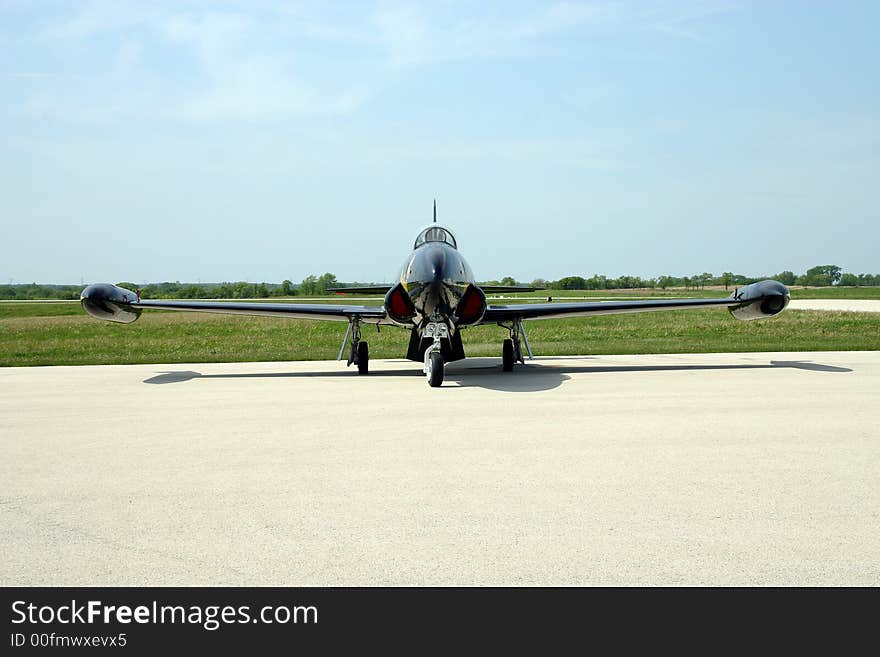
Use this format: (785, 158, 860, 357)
(414, 225, 457, 250)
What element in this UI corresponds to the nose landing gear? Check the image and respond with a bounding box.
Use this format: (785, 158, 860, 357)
(425, 351, 444, 387)
(422, 321, 449, 387)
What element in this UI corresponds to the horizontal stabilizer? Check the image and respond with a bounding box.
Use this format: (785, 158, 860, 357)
(327, 286, 392, 295)
(480, 285, 540, 294)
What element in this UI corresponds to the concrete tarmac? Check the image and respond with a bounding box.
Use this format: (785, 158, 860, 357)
(788, 299, 880, 312)
(1, 351, 878, 586)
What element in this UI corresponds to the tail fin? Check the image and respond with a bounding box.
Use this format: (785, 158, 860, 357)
(433, 199, 437, 223)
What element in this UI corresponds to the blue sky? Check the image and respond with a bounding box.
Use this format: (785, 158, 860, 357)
(1, 1, 878, 284)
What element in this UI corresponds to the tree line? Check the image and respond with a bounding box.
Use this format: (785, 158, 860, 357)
(1, 265, 878, 300)
(494, 265, 877, 291)
(0, 273, 341, 300)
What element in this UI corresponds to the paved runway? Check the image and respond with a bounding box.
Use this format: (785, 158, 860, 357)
(788, 299, 880, 312)
(2, 351, 878, 586)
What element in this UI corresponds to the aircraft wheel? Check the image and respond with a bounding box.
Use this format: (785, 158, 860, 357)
(502, 338, 514, 372)
(427, 351, 444, 387)
(357, 341, 369, 375)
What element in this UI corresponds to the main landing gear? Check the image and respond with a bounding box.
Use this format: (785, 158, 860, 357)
(338, 317, 369, 375)
(423, 321, 448, 387)
(502, 338, 515, 372)
(500, 318, 533, 372)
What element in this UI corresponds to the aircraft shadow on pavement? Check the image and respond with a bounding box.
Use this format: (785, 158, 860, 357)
(142, 358, 851, 393)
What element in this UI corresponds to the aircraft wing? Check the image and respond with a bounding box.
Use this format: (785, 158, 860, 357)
(484, 297, 735, 322)
(482, 280, 790, 323)
(81, 284, 387, 323)
(480, 285, 540, 294)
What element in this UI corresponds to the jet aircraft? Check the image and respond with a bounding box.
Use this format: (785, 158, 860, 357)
(81, 203, 791, 387)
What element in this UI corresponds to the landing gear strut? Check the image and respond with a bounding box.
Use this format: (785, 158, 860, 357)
(499, 318, 532, 372)
(423, 320, 448, 387)
(338, 316, 369, 375)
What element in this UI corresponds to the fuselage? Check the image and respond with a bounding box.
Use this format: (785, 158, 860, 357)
(386, 225, 483, 330)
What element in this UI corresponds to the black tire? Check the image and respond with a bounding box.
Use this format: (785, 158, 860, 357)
(427, 352, 444, 387)
(357, 341, 369, 375)
(502, 338, 514, 372)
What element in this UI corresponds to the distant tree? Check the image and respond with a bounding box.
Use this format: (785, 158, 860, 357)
(616, 275, 641, 289)
(775, 271, 797, 286)
(801, 264, 842, 286)
(231, 282, 256, 298)
(256, 283, 269, 298)
(530, 278, 548, 289)
(300, 275, 318, 296)
(316, 273, 338, 295)
(280, 279, 294, 296)
(557, 276, 587, 290)
(720, 272, 734, 290)
(586, 275, 608, 290)
(156, 282, 181, 297)
(500, 276, 517, 287)
(25, 284, 44, 299)
(180, 284, 205, 299)
(657, 275, 675, 290)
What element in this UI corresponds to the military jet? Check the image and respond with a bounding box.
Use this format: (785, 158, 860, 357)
(81, 203, 790, 387)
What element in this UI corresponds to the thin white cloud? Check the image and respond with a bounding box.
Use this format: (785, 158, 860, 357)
(6, 1, 741, 124)
(3, 72, 62, 78)
(358, 137, 626, 172)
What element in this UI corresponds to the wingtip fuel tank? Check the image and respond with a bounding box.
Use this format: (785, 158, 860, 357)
(728, 280, 790, 321)
(80, 283, 142, 323)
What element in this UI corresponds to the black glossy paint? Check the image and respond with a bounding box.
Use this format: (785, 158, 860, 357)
(728, 279, 791, 320)
(81, 284, 384, 322)
(483, 280, 790, 323)
(81, 224, 792, 366)
(396, 226, 481, 328)
(80, 283, 142, 323)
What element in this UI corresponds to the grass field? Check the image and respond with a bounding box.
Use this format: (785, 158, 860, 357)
(1, 295, 878, 366)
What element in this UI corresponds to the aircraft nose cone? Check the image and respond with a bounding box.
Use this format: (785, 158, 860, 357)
(428, 247, 446, 285)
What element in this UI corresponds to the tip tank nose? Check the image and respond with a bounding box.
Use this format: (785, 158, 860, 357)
(80, 283, 142, 323)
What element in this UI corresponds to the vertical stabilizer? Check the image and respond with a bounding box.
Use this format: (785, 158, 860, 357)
(433, 199, 437, 223)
